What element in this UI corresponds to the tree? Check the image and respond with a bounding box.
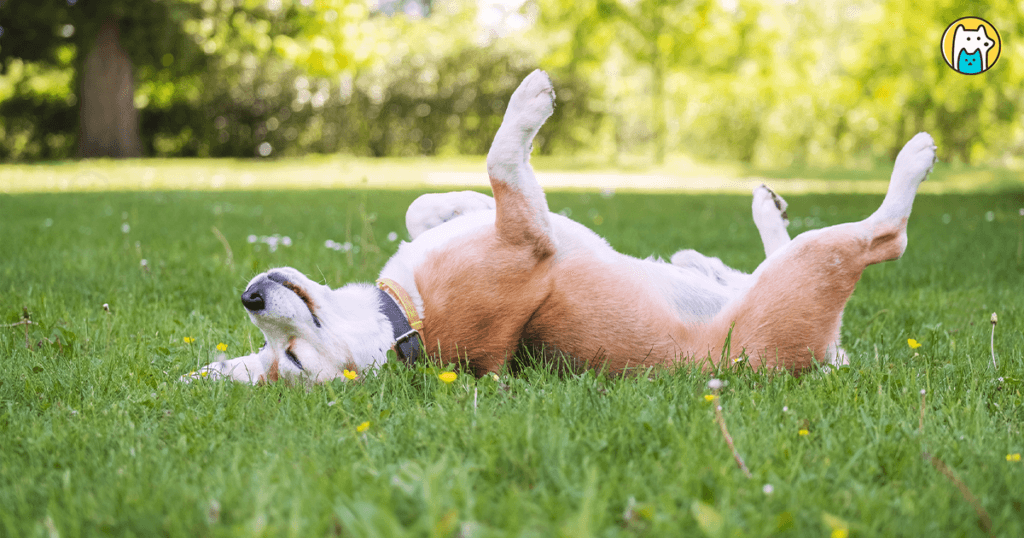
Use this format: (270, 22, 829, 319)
(78, 19, 141, 157)
(0, 0, 204, 158)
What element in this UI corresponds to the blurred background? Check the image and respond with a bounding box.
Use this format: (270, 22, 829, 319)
(0, 0, 1021, 170)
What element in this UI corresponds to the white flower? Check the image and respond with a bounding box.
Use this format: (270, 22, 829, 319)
(248, 235, 258, 244)
(762, 484, 774, 495)
(327, 401, 337, 407)
(121, 223, 131, 234)
(707, 378, 724, 390)
(782, 406, 788, 412)
(325, 239, 336, 249)
(140, 259, 148, 267)
(282, 236, 292, 247)
(387, 231, 398, 242)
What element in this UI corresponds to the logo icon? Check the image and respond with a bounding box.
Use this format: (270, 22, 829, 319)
(942, 17, 1001, 75)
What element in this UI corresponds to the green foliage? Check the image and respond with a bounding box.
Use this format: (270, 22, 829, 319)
(1, 183, 1023, 535)
(1, 0, 1024, 167)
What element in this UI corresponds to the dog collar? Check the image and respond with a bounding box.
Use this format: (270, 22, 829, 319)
(375, 278, 424, 366)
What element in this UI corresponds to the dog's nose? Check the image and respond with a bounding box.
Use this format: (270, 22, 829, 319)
(241, 288, 265, 311)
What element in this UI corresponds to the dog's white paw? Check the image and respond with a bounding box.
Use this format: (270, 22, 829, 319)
(180, 367, 225, 383)
(752, 184, 789, 228)
(504, 69, 555, 132)
(892, 132, 936, 188)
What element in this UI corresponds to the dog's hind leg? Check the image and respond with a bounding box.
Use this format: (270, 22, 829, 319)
(752, 184, 791, 257)
(486, 69, 557, 257)
(707, 133, 936, 371)
(405, 191, 495, 239)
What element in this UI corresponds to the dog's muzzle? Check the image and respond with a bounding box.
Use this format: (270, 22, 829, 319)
(241, 283, 266, 311)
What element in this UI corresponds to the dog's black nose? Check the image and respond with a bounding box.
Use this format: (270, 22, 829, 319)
(241, 288, 265, 311)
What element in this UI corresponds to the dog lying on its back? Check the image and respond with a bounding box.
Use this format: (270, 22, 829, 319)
(183, 70, 936, 384)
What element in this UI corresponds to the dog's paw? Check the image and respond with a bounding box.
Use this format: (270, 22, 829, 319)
(892, 132, 936, 187)
(505, 69, 555, 131)
(180, 367, 224, 383)
(752, 184, 789, 228)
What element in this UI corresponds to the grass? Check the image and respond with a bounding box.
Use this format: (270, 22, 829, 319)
(1, 178, 1024, 537)
(2, 155, 1021, 195)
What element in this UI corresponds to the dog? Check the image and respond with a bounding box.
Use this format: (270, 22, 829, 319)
(183, 70, 936, 384)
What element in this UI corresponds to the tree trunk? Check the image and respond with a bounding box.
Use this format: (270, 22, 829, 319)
(78, 19, 142, 158)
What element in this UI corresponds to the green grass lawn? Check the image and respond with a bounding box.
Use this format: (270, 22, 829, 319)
(2, 181, 1024, 536)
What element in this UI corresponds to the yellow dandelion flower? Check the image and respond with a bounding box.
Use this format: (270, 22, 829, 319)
(343, 369, 358, 380)
(216, 342, 227, 352)
(490, 373, 500, 382)
(438, 372, 457, 384)
(704, 394, 717, 402)
(831, 529, 849, 538)
(798, 429, 810, 436)
(356, 421, 370, 433)
(1007, 453, 1021, 462)
(907, 338, 922, 349)
(183, 336, 195, 344)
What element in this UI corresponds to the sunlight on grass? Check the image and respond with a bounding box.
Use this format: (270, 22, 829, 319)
(1, 157, 1020, 194)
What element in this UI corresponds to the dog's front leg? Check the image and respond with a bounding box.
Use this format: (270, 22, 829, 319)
(486, 70, 557, 257)
(419, 70, 557, 375)
(405, 191, 495, 239)
(180, 350, 269, 384)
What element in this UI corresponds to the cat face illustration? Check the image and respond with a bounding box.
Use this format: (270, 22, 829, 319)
(957, 49, 983, 75)
(953, 24, 994, 73)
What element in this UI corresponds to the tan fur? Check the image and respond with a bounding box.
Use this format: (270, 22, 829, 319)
(418, 205, 909, 377)
(262, 359, 280, 384)
(282, 281, 316, 311)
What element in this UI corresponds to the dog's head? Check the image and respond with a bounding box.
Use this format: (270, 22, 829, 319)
(241, 267, 384, 382)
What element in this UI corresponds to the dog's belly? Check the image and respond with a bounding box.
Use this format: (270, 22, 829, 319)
(522, 253, 707, 371)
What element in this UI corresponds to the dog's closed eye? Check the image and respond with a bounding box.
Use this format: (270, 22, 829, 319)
(285, 346, 304, 370)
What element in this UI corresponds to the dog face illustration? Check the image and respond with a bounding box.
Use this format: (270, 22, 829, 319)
(953, 24, 994, 72)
